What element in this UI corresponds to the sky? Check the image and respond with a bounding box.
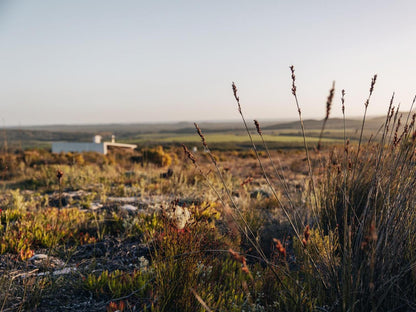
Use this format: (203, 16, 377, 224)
(0, 0, 415, 126)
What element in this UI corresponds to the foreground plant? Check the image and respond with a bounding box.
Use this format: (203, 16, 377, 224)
(184, 69, 416, 311)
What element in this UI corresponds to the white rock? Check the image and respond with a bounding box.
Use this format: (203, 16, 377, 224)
(120, 204, 138, 212)
(90, 202, 103, 210)
(107, 196, 138, 203)
(29, 254, 65, 268)
(53, 267, 76, 275)
(166, 205, 191, 230)
(29, 254, 48, 261)
(37, 267, 77, 276)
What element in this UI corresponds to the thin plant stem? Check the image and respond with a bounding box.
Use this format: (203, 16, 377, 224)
(289, 66, 320, 223)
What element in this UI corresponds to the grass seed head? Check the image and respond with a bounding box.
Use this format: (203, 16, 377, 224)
(326, 81, 335, 120)
(229, 248, 246, 265)
(232, 82, 242, 113)
(182, 144, 196, 164)
(194, 123, 207, 148)
(273, 238, 287, 259)
(341, 89, 346, 114)
(254, 119, 262, 135)
(369, 74, 377, 95)
(290, 65, 297, 96)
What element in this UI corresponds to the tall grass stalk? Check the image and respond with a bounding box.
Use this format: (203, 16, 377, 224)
(231, 83, 301, 240)
(193, 122, 262, 255)
(289, 66, 320, 223)
(184, 131, 301, 301)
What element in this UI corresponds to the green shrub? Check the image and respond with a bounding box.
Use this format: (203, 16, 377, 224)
(142, 146, 172, 167)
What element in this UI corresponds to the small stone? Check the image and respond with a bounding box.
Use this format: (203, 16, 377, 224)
(165, 205, 191, 230)
(90, 202, 103, 210)
(120, 204, 138, 212)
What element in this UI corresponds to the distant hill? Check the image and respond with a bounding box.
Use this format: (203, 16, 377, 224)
(8, 120, 285, 135)
(264, 118, 363, 131)
(2, 112, 413, 150)
(263, 112, 415, 132)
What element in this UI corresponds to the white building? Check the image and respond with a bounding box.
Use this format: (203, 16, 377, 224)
(52, 135, 137, 155)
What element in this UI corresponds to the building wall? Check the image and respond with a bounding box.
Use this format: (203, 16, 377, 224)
(52, 142, 106, 154)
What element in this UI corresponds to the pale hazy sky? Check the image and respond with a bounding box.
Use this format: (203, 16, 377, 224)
(0, 1, 415, 125)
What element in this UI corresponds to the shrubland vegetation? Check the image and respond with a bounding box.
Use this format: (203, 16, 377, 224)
(1, 70, 416, 311)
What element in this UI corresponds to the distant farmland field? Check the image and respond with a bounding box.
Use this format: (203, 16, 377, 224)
(133, 132, 344, 144)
